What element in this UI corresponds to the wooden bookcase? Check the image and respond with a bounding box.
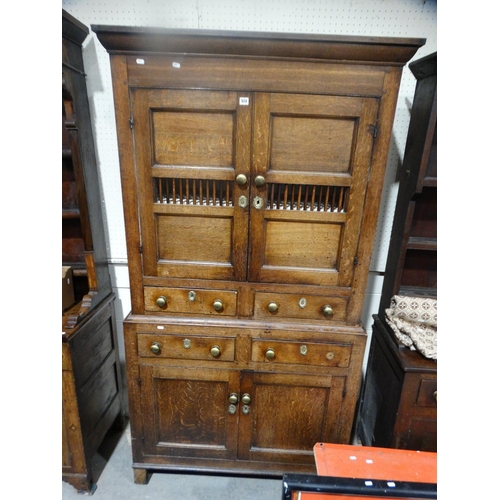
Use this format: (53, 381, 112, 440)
(62, 10, 124, 493)
(93, 25, 425, 482)
(357, 52, 437, 452)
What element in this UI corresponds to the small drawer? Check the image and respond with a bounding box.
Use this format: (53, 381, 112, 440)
(254, 292, 347, 321)
(416, 379, 438, 407)
(138, 333, 235, 362)
(251, 339, 351, 368)
(144, 287, 237, 316)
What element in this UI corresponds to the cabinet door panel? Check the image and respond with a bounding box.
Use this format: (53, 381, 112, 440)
(237, 371, 346, 465)
(249, 93, 379, 287)
(131, 89, 251, 281)
(140, 365, 239, 459)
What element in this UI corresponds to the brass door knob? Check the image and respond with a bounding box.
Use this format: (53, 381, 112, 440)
(156, 296, 167, 308)
(213, 299, 223, 311)
(254, 175, 266, 187)
(229, 393, 238, 404)
(322, 305, 334, 317)
(150, 342, 162, 355)
(265, 348, 276, 360)
(236, 174, 247, 185)
(210, 345, 221, 357)
(241, 393, 251, 405)
(268, 302, 279, 313)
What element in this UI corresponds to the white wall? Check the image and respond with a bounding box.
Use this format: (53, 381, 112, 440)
(62, 0, 437, 369)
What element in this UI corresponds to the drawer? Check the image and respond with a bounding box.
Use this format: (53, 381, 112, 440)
(416, 379, 438, 408)
(254, 292, 347, 321)
(251, 339, 352, 368)
(138, 333, 235, 362)
(144, 286, 237, 316)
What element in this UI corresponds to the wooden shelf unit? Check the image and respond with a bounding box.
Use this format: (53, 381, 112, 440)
(62, 9, 124, 493)
(357, 52, 437, 452)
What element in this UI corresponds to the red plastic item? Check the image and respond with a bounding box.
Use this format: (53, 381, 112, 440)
(298, 443, 437, 500)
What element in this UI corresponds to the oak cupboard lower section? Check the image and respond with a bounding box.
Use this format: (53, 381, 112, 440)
(123, 315, 366, 480)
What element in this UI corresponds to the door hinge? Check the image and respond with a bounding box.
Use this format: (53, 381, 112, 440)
(137, 377, 141, 387)
(370, 124, 378, 139)
(129, 117, 134, 129)
(353, 256, 359, 267)
(139, 244, 143, 254)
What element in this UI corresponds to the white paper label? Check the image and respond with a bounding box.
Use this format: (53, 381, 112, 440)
(239, 97, 249, 105)
(136, 58, 145, 65)
(172, 62, 181, 68)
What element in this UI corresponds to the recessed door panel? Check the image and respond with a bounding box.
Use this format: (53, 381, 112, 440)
(140, 365, 239, 459)
(153, 111, 234, 167)
(249, 93, 379, 286)
(264, 220, 341, 269)
(270, 116, 355, 173)
(131, 89, 251, 282)
(237, 371, 346, 465)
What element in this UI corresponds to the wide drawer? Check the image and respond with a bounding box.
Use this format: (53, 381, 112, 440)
(137, 333, 236, 362)
(251, 339, 352, 368)
(416, 379, 438, 408)
(144, 286, 237, 316)
(254, 292, 347, 321)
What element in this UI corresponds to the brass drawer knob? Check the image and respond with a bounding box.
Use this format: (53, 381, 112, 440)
(241, 393, 251, 405)
(213, 299, 224, 311)
(210, 345, 221, 357)
(265, 348, 276, 360)
(236, 174, 247, 185)
(433, 390, 437, 402)
(228, 393, 238, 404)
(254, 175, 266, 187)
(150, 342, 162, 355)
(268, 302, 279, 313)
(156, 296, 167, 308)
(322, 305, 334, 317)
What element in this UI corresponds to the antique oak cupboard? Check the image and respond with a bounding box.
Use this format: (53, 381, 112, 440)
(62, 10, 124, 493)
(92, 26, 425, 481)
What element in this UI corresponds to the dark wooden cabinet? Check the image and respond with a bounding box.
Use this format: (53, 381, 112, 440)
(93, 25, 425, 481)
(357, 52, 437, 452)
(62, 10, 124, 493)
(357, 315, 437, 451)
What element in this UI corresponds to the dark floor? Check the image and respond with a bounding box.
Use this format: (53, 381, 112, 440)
(62, 422, 284, 499)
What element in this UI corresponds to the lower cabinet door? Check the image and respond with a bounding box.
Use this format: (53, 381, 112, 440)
(139, 364, 240, 460)
(237, 371, 347, 465)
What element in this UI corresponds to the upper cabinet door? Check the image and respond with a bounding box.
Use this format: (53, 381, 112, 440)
(248, 93, 379, 287)
(131, 89, 251, 281)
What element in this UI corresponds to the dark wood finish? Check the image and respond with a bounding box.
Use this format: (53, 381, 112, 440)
(62, 10, 124, 492)
(62, 294, 124, 492)
(357, 315, 437, 451)
(379, 52, 437, 307)
(357, 53, 437, 452)
(62, 10, 112, 326)
(93, 25, 425, 481)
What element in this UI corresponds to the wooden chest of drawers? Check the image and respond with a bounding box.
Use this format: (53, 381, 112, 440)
(357, 315, 437, 451)
(92, 25, 425, 481)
